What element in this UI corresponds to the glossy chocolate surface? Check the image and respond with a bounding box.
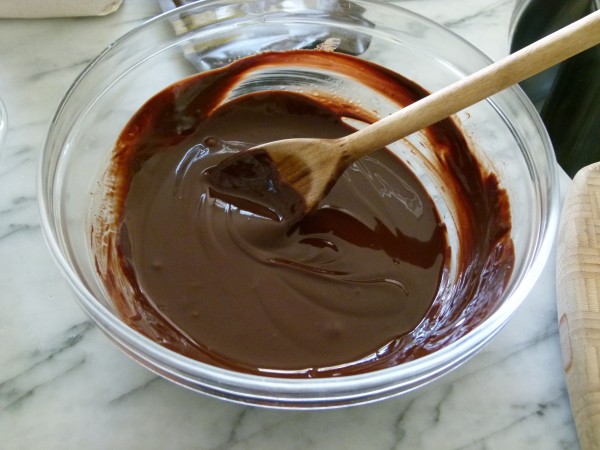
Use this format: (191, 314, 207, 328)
(95, 50, 514, 378)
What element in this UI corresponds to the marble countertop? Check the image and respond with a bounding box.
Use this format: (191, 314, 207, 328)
(0, 0, 579, 448)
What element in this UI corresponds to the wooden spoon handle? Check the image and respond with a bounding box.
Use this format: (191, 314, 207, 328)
(342, 9, 600, 156)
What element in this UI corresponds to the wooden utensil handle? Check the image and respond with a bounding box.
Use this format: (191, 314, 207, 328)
(343, 9, 600, 156)
(557, 163, 600, 450)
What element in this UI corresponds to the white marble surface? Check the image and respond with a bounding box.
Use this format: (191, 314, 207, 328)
(0, 0, 580, 448)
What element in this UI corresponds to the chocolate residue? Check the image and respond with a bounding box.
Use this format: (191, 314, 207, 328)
(93, 50, 514, 378)
(205, 148, 307, 222)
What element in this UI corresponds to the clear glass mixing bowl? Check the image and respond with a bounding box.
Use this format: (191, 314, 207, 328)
(39, 0, 559, 408)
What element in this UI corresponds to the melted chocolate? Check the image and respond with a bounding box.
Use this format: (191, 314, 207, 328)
(94, 50, 514, 378)
(206, 148, 306, 222)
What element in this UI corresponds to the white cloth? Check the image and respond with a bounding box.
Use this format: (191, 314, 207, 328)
(0, 0, 123, 18)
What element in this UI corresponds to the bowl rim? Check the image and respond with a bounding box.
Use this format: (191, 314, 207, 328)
(37, 0, 560, 407)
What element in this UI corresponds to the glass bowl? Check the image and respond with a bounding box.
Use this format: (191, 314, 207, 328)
(39, 0, 559, 409)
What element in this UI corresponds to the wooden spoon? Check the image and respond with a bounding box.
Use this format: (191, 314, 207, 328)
(207, 10, 600, 220)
